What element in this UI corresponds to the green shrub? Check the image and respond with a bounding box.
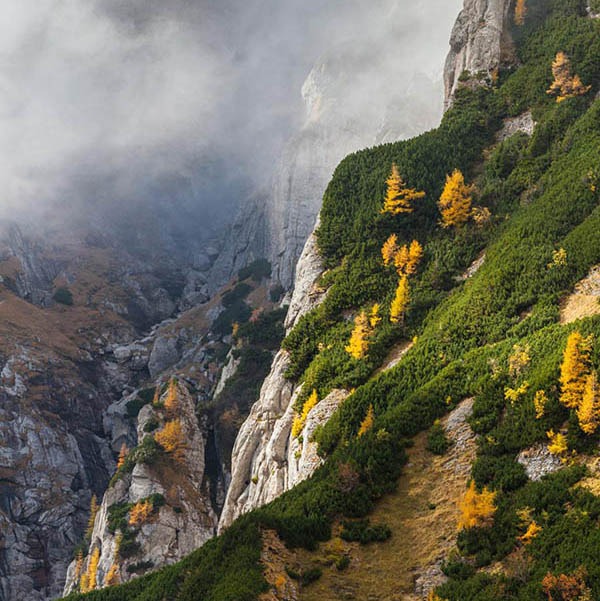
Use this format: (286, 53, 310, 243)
(53, 287, 74, 305)
(427, 420, 450, 455)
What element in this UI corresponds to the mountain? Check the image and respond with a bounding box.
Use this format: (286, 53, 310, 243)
(58, 1, 600, 600)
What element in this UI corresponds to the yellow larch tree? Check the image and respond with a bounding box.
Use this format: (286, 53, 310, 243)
(346, 311, 371, 360)
(534, 390, 548, 419)
(438, 169, 474, 228)
(116, 443, 128, 470)
(547, 52, 591, 102)
(458, 481, 497, 529)
(514, 0, 527, 25)
(87, 547, 100, 591)
(369, 304, 381, 329)
(154, 419, 186, 462)
(390, 276, 410, 324)
(559, 332, 593, 409)
(577, 371, 600, 435)
(519, 521, 542, 544)
(381, 234, 399, 266)
(394, 240, 423, 277)
(86, 495, 99, 539)
(104, 563, 120, 587)
(74, 550, 84, 581)
(164, 378, 179, 414)
(381, 163, 425, 215)
(358, 404, 375, 437)
(129, 499, 154, 527)
(292, 390, 319, 438)
(547, 429, 568, 456)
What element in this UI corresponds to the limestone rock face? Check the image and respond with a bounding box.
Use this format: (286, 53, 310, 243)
(444, 0, 515, 108)
(212, 47, 443, 291)
(219, 226, 345, 531)
(63, 383, 217, 595)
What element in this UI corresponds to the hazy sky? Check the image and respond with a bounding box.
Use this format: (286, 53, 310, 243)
(0, 0, 462, 229)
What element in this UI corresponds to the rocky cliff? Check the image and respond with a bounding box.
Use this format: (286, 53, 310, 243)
(62, 382, 216, 594)
(444, 0, 515, 107)
(211, 49, 443, 291)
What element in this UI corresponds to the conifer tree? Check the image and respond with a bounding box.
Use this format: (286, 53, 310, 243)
(154, 419, 186, 462)
(534, 390, 548, 420)
(577, 371, 600, 435)
(292, 390, 319, 438)
(381, 163, 425, 215)
(381, 234, 399, 266)
(390, 276, 410, 323)
(87, 547, 100, 591)
(346, 311, 371, 359)
(547, 429, 568, 456)
(559, 332, 593, 409)
(129, 500, 154, 526)
(116, 443, 128, 470)
(104, 563, 120, 587)
(369, 304, 381, 329)
(165, 377, 179, 414)
(394, 240, 423, 277)
(438, 169, 474, 228)
(86, 495, 99, 539)
(458, 481, 496, 529)
(358, 404, 375, 437)
(514, 0, 527, 25)
(547, 52, 591, 102)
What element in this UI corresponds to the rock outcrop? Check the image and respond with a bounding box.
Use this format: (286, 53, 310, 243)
(219, 222, 341, 530)
(444, 0, 515, 108)
(63, 383, 217, 595)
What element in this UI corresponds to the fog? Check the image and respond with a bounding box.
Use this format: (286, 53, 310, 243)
(0, 0, 462, 234)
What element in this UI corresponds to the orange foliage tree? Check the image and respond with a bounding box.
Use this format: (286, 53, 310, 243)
(577, 371, 600, 435)
(358, 404, 375, 437)
(438, 169, 475, 228)
(547, 52, 591, 102)
(542, 567, 590, 601)
(164, 378, 179, 414)
(86, 495, 99, 539)
(390, 276, 410, 324)
(394, 240, 423, 278)
(129, 499, 154, 527)
(458, 481, 496, 529)
(346, 311, 371, 360)
(292, 390, 319, 438)
(381, 163, 425, 215)
(559, 332, 593, 409)
(104, 563, 120, 587)
(154, 419, 186, 462)
(514, 0, 527, 25)
(116, 443, 128, 469)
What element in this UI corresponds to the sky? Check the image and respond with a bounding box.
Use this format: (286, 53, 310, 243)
(0, 0, 463, 233)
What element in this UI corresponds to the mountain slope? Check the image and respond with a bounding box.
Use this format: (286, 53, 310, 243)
(62, 1, 600, 600)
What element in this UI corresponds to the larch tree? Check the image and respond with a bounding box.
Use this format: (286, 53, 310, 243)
(346, 310, 371, 359)
(559, 331, 593, 409)
(514, 0, 527, 25)
(381, 234, 399, 266)
(438, 169, 474, 228)
(390, 276, 410, 324)
(369, 304, 381, 329)
(104, 563, 120, 587)
(577, 371, 600, 435)
(87, 547, 101, 591)
(358, 404, 375, 437)
(86, 495, 99, 539)
(154, 419, 186, 462)
(381, 163, 425, 215)
(292, 390, 319, 438)
(547, 429, 568, 456)
(547, 52, 591, 102)
(458, 481, 496, 529)
(129, 500, 154, 526)
(164, 377, 179, 414)
(394, 240, 423, 277)
(116, 443, 128, 470)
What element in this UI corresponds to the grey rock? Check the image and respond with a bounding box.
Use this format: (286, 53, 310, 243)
(517, 444, 562, 481)
(444, 0, 514, 108)
(148, 335, 180, 379)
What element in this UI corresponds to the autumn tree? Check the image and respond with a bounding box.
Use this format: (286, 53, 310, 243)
(577, 371, 600, 435)
(547, 429, 568, 456)
(116, 443, 128, 470)
(559, 332, 593, 409)
(518, 520, 542, 545)
(547, 52, 591, 102)
(542, 567, 590, 601)
(129, 499, 154, 526)
(390, 276, 410, 324)
(458, 481, 496, 529)
(438, 169, 474, 228)
(164, 377, 179, 414)
(346, 311, 371, 359)
(394, 240, 423, 277)
(292, 389, 319, 438)
(381, 163, 425, 215)
(369, 304, 381, 329)
(381, 234, 399, 266)
(85, 547, 100, 592)
(534, 390, 548, 419)
(358, 404, 375, 437)
(514, 0, 527, 25)
(86, 495, 99, 539)
(74, 551, 84, 581)
(154, 419, 186, 462)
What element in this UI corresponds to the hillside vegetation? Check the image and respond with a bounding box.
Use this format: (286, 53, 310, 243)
(64, 1, 600, 599)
